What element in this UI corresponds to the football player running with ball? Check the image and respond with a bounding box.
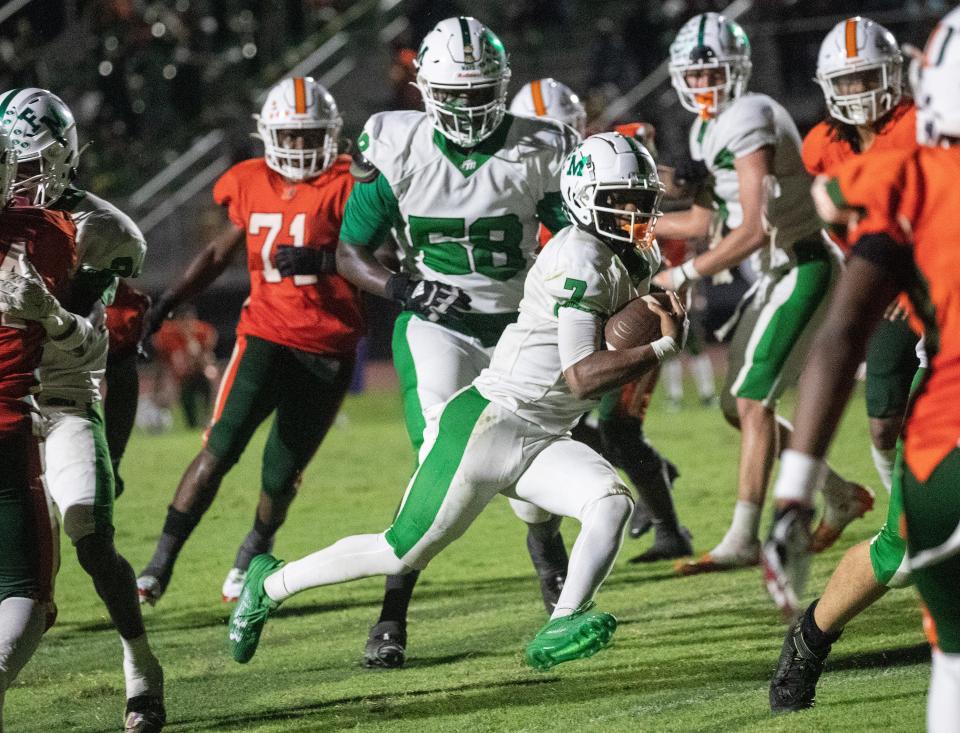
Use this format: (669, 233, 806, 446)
(228, 131, 688, 671)
(0, 88, 166, 732)
(333, 18, 579, 668)
(765, 10, 960, 727)
(0, 135, 76, 732)
(136, 78, 363, 610)
(652, 13, 869, 575)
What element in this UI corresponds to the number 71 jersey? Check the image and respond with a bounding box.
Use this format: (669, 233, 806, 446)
(344, 111, 575, 315)
(213, 156, 363, 356)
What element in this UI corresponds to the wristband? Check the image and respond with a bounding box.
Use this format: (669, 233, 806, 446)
(649, 335, 679, 362)
(384, 273, 411, 303)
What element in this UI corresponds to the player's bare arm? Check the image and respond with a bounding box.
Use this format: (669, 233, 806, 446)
(655, 146, 773, 289)
(144, 222, 245, 337)
(563, 292, 687, 400)
(653, 202, 713, 241)
(335, 239, 394, 298)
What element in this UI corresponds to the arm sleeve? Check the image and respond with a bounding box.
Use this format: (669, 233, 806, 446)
(339, 173, 400, 247)
(558, 307, 602, 370)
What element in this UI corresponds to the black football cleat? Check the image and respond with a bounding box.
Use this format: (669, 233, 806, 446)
(363, 620, 407, 669)
(770, 618, 832, 713)
(124, 695, 165, 733)
(629, 525, 693, 563)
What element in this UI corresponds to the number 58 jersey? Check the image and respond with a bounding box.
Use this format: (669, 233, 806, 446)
(213, 156, 364, 356)
(340, 111, 576, 317)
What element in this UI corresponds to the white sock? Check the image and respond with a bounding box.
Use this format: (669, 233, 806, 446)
(720, 500, 761, 547)
(662, 357, 683, 402)
(551, 494, 631, 619)
(928, 649, 960, 733)
(264, 533, 411, 603)
(121, 633, 162, 699)
(691, 354, 716, 400)
(870, 443, 896, 494)
(773, 449, 828, 506)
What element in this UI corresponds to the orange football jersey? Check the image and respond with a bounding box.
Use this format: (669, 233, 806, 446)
(213, 157, 363, 355)
(106, 280, 150, 356)
(0, 207, 77, 434)
(832, 145, 960, 481)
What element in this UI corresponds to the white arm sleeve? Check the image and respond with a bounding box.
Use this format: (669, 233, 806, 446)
(558, 307, 602, 371)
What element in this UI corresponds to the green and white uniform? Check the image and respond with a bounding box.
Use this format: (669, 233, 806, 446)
(40, 189, 146, 543)
(385, 226, 650, 569)
(691, 93, 842, 409)
(340, 111, 574, 457)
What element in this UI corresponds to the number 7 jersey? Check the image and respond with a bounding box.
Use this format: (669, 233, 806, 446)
(340, 111, 576, 317)
(213, 156, 363, 356)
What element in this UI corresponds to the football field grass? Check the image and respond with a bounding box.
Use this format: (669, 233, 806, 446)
(7, 380, 929, 732)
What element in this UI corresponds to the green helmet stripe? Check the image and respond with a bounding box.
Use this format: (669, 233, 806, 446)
(0, 88, 23, 123)
(697, 14, 707, 46)
(458, 17, 473, 49)
(623, 135, 649, 173)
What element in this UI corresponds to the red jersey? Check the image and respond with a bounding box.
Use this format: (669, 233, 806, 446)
(832, 145, 960, 481)
(212, 157, 363, 355)
(803, 102, 917, 257)
(106, 280, 150, 357)
(0, 207, 77, 435)
(151, 317, 217, 380)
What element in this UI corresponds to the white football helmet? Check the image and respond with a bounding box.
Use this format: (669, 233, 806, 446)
(0, 88, 78, 207)
(0, 134, 15, 206)
(560, 132, 664, 251)
(509, 78, 587, 138)
(916, 7, 960, 147)
(669, 13, 752, 119)
(816, 17, 903, 127)
(415, 16, 511, 147)
(255, 77, 342, 181)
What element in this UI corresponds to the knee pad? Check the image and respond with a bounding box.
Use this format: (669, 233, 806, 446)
(61, 504, 110, 546)
(582, 491, 634, 529)
(509, 497, 552, 525)
(526, 513, 563, 542)
(870, 523, 911, 588)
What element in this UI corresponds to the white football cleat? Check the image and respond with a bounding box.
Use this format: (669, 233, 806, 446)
(812, 482, 875, 553)
(136, 575, 164, 606)
(221, 568, 246, 603)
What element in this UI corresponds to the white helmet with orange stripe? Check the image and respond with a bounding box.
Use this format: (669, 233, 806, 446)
(255, 77, 342, 181)
(816, 17, 903, 126)
(509, 78, 587, 138)
(916, 7, 960, 146)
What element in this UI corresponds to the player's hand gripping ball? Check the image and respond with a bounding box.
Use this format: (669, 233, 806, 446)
(604, 292, 683, 350)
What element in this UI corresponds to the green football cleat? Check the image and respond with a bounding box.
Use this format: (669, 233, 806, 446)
(228, 553, 284, 663)
(525, 601, 618, 671)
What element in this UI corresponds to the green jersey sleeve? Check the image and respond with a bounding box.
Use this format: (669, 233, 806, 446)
(339, 173, 401, 247)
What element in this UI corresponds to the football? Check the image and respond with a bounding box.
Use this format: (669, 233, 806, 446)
(604, 293, 671, 350)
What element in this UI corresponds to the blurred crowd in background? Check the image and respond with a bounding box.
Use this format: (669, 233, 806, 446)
(0, 0, 951, 366)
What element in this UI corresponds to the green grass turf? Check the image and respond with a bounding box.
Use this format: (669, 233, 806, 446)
(7, 383, 929, 732)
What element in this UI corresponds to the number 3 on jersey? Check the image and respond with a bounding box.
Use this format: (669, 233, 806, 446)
(249, 212, 316, 286)
(408, 214, 524, 282)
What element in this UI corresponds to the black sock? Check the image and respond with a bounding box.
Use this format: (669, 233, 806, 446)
(801, 599, 842, 652)
(142, 507, 201, 581)
(377, 571, 419, 626)
(527, 516, 568, 578)
(233, 517, 276, 571)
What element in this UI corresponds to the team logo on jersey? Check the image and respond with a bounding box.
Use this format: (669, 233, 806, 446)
(460, 159, 477, 171)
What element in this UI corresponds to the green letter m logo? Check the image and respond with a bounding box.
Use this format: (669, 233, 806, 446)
(566, 154, 588, 177)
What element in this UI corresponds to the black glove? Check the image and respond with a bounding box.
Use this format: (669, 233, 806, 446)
(141, 293, 174, 341)
(275, 246, 337, 277)
(385, 273, 471, 323)
(671, 158, 710, 188)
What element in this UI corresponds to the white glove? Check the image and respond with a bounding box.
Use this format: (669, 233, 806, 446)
(0, 255, 95, 351)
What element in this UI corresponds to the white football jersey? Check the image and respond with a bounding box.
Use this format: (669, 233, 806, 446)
(352, 111, 575, 315)
(690, 93, 820, 272)
(39, 190, 147, 402)
(474, 225, 659, 434)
